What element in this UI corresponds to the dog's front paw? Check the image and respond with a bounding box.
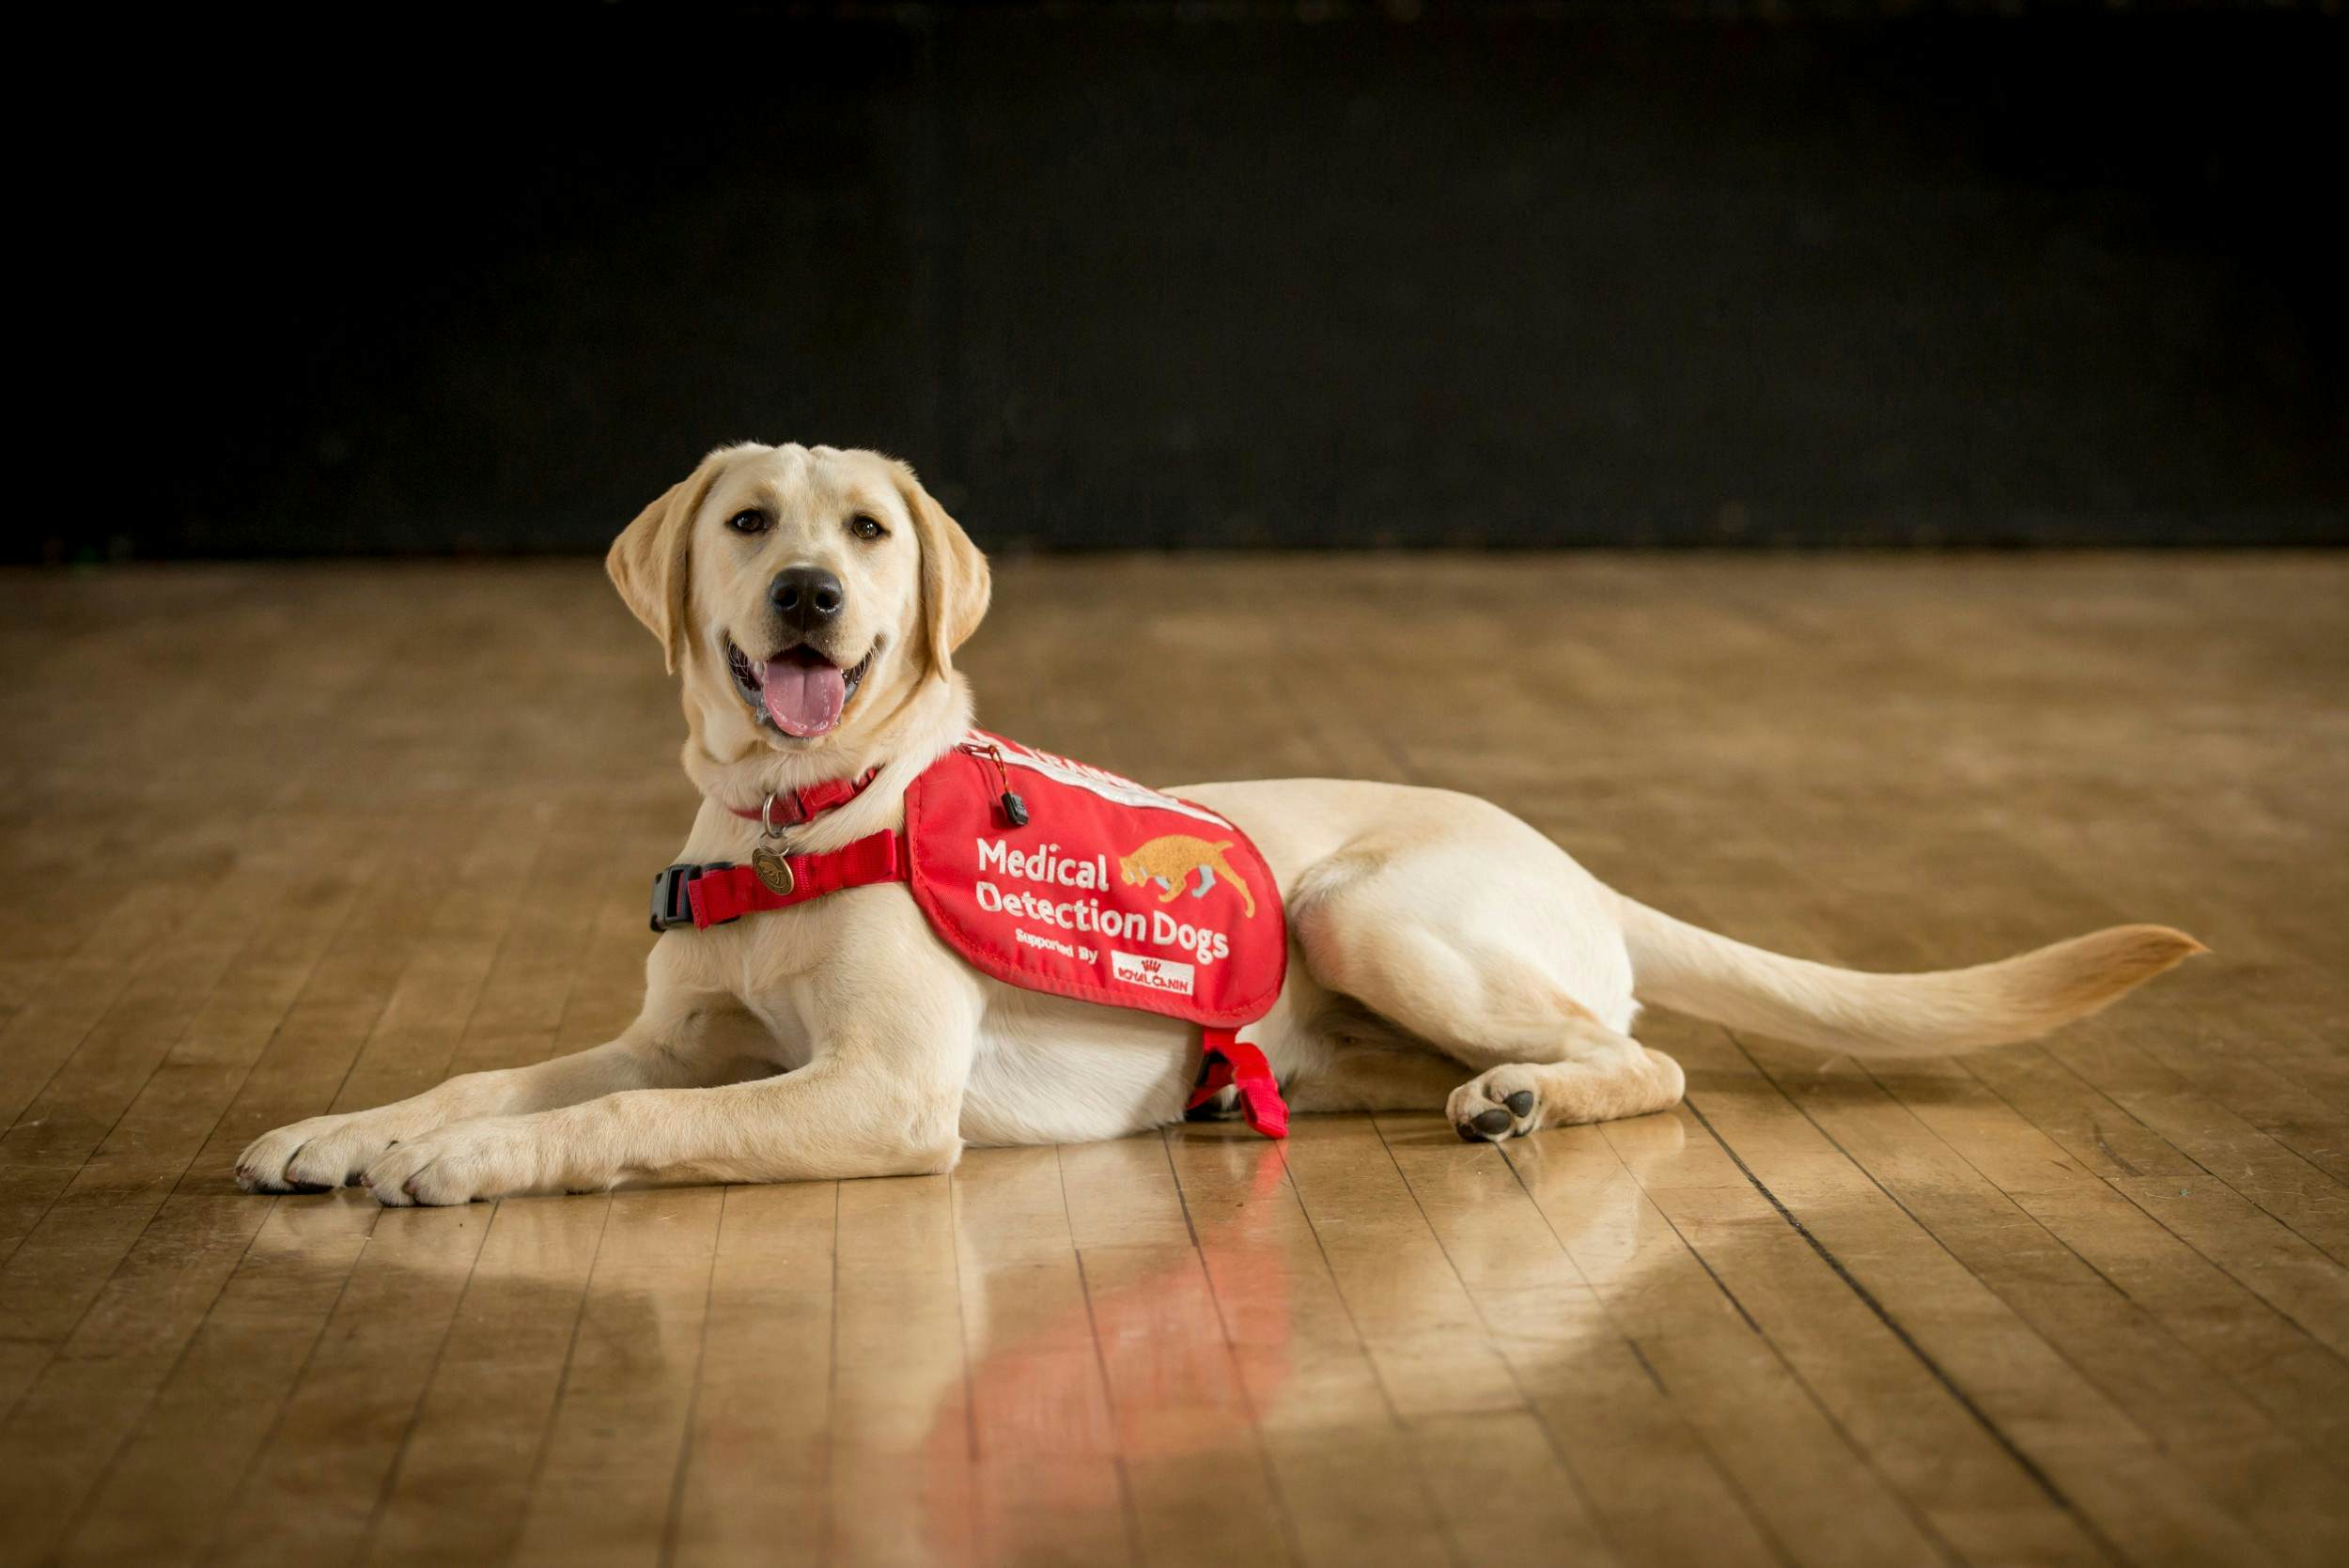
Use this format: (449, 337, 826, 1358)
(362, 1117, 566, 1207)
(238, 1110, 417, 1193)
(1448, 1066, 1544, 1143)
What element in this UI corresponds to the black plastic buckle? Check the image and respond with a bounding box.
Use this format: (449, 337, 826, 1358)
(649, 862, 736, 932)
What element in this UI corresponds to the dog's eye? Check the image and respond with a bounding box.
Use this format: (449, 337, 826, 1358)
(848, 514, 887, 541)
(726, 509, 770, 536)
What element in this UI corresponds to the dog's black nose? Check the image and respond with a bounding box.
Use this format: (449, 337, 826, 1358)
(770, 567, 845, 632)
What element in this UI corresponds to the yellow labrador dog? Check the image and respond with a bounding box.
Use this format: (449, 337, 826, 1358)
(236, 442, 2201, 1204)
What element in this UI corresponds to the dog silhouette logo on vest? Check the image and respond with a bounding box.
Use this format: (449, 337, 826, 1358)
(1118, 835, 1258, 918)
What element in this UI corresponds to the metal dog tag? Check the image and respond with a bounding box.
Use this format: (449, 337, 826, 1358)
(752, 843, 796, 896)
(752, 793, 798, 896)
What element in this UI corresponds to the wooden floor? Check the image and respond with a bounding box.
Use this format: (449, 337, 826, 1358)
(1, 554, 2345, 1568)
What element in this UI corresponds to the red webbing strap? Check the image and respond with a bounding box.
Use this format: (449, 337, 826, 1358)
(724, 768, 883, 825)
(1188, 1028, 1288, 1140)
(687, 831, 910, 928)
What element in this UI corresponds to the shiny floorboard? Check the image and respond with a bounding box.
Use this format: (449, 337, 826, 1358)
(1, 554, 2343, 1567)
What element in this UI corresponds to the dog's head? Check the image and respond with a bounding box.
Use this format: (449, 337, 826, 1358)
(607, 443, 988, 756)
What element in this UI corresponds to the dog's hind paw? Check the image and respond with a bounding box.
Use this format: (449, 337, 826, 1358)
(1448, 1066, 1543, 1142)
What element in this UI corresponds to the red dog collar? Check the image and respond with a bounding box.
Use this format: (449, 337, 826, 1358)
(724, 767, 883, 826)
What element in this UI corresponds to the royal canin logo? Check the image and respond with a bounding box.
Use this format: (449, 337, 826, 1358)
(1112, 950, 1196, 997)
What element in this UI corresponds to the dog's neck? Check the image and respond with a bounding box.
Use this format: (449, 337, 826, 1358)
(679, 672, 974, 855)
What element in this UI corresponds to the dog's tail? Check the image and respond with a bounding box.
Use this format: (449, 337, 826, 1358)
(1617, 895, 2202, 1057)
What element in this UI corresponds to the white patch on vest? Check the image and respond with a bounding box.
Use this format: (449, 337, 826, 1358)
(1112, 949, 1196, 998)
(981, 732, 1231, 829)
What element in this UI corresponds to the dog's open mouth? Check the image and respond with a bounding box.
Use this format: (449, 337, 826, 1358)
(726, 638, 875, 738)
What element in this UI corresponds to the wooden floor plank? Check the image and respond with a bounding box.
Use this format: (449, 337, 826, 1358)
(1166, 1127, 1460, 1568)
(506, 1188, 726, 1568)
(363, 1195, 615, 1566)
(205, 1200, 496, 1568)
(1650, 1045, 2117, 1565)
(827, 1173, 980, 1567)
(55, 1194, 379, 1567)
(0, 826, 351, 1262)
(949, 1145, 1132, 1568)
(1059, 1136, 1299, 1568)
(1469, 1113, 1934, 1568)
(0, 805, 555, 1560)
(0, 1193, 278, 1566)
(0, 861, 270, 1245)
(1901, 1048, 2349, 1460)
(0, 879, 238, 1152)
(1688, 1058, 2271, 1568)
(661, 1181, 838, 1568)
(0, 822, 412, 1424)
(1372, 1113, 1773, 1568)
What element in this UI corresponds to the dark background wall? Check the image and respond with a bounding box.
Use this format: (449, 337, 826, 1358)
(39, 2, 2345, 562)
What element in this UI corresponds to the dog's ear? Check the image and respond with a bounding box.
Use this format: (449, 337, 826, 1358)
(607, 450, 729, 673)
(894, 461, 990, 678)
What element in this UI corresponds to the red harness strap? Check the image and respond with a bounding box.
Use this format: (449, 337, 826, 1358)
(1188, 1029, 1289, 1140)
(685, 831, 910, 928)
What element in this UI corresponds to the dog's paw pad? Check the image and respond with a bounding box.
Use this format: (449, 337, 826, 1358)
(1448, 1067, 1546, 1142)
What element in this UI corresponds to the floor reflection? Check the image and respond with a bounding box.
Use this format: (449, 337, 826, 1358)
(875, 1110, 1695, 1564)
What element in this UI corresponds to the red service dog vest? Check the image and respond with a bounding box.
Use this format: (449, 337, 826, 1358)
(654, 732, 1290, 1136)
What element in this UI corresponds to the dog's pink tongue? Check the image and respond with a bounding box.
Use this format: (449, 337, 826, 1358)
(761, 660, 847, 737)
